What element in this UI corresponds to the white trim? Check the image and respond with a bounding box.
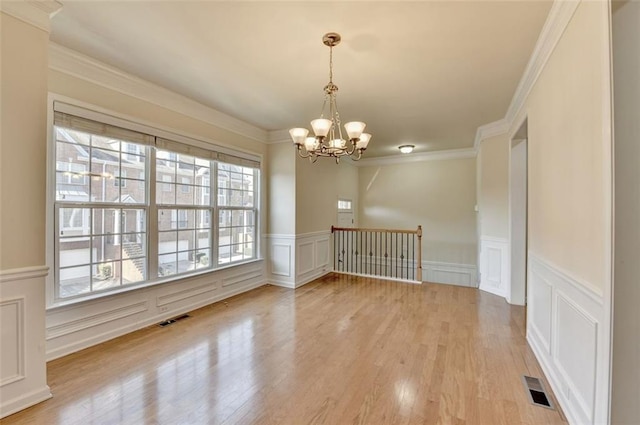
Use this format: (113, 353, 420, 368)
(266, 129, 291, 144)
(0, 386, 51, 419)
(473, 119, 510, 149)
(49, 43, 267, 144)
(527, 252, 608, 425)
(0, 298, 25, 387)
(264, 230, 330, 241)
(422, 261, 477, 287)
(504, 0, 581, 125)
(478, 236, 509, 298)
(46, 274, 266, 360)
(0, 266, 49, 284)
(353, 148, 476, 167)
(0, 1, 61, 33)
(333, 270, 421, 285)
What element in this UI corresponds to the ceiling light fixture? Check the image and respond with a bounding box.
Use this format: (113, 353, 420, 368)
(289, 32, 371, 164)
(399, 145, 415, 154)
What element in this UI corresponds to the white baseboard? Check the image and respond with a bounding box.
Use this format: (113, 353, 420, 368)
(0, 385, 51, 419)
(527, 253, 609, 425)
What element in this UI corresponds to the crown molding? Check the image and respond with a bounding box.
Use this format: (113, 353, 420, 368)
(504, 0, 581, 125)
(473, 119, 510, 149)
(1, 0, 62, 32)
(267, 129, 291, 144)
(353, 148, 476, 167)
(48, 43, 268, 144)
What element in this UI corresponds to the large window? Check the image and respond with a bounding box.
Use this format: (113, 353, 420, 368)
(53, 108, 260, 301)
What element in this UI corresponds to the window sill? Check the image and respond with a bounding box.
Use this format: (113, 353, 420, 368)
(47, 258, 264, 311)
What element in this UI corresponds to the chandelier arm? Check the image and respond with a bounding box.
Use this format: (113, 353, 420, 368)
(297, 148, 311, 159)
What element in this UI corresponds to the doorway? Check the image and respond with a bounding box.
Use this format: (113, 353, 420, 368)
(509, 119, 528, 306)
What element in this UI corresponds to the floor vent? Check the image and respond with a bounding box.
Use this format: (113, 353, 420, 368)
(522, 375, 554, 409)
(158, 314, 190, 327)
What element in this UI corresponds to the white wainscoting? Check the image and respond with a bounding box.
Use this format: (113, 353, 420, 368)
(527, 253, 608, 425)
(266, 231, 331, 289)
(479, 236, 509, 298)
(0, 266, 51, 419)
(422, 261, 478, 287)
(46, 261, 266, 361)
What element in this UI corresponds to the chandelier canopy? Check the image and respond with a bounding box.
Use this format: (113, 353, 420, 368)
(289, 33, 371, 163)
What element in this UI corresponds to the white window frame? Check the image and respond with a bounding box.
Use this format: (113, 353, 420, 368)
(48, 98, 261, 306)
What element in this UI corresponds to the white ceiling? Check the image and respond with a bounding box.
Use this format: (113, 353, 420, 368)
(50, 1, 552, 158)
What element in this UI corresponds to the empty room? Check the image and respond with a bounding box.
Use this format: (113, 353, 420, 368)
(1, 1, 638, 424)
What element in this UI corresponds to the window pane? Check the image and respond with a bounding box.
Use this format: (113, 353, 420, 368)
(159, 254, 177, 277)
(122, 258, 146, 284)
(197, 232, 210, 249)
(178, 230, 195, 252)
(158, 209, 176, 231)
(92, 260, 121, 291)
(59, 265, 91, 297)
(92, 235, 120, 261)
(120, 179, 146, 204)
(159, 231, 178, 254)
(59, 208, 91, 237)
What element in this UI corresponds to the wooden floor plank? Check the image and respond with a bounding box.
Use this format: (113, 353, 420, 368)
(1, 274, 567, 425)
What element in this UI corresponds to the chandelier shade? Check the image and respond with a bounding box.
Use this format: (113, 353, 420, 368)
(290, 32, 371, 163)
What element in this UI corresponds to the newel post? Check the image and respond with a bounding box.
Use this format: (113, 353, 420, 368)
(417, 225, 423, 282)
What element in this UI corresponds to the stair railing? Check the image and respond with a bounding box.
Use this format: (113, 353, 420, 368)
(331, 225, 423, 282)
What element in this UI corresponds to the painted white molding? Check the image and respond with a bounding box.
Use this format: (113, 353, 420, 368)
(478, 236, 509, 298)
(0, 269, 50, 418)
(266, 129, 291, 144)
(353, 148, 476, 167)
(46, 301, 149, 340)
(473, 119, 510, 149)
(0, 386, 52, 419)
(156, 281, 218, 307)
(0, 299, 25, 387)
(422, 261, 477, 287)
(0, 0, 62, 33)
(0, 266, 49, 284)
(45, 262, 267, 360)
(527, 252, 609, 425)
(266, 232, 332, 289)
(505, 0, 581, 126)
(49, 43, 267, 143)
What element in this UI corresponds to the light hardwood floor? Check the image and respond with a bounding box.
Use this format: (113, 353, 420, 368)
(1, 274, 567, 425)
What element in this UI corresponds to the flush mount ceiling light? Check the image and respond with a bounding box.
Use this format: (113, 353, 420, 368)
(289, 32, 371, 164)
(399, 145, 415, 154)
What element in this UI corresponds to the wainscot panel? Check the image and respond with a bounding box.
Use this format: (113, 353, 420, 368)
(46, 260, 266, 360)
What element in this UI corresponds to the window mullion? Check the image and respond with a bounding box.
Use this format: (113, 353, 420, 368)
(148, 146, 159, 279)
(212, 161, 219, 268)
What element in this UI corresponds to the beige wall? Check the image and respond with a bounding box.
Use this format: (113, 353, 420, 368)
(267, 143, 295, 235)
(1, 14, 49, 269)
(477, 134, 509, 239)
(295, 157, 358, 235)
(358, 158, 477, 265)
(612, 1, 640, 422)
(523, 1, 610, 290)
(0, 12, 52, 417)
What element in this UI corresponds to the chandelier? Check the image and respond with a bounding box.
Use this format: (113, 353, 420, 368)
(289, 32, 371, 163)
